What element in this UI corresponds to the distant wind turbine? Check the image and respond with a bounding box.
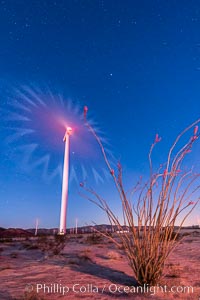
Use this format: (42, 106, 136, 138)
(35, 218, 39, 236)
(75, 218, 78, 234)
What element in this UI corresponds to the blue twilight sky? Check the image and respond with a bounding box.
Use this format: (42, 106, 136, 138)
(0, 0, 200, 229)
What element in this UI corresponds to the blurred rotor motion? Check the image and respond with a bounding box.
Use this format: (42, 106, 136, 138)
(1, 85, 112, 184)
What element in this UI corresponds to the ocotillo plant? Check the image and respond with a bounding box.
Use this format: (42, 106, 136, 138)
(81, 109, 200, 285)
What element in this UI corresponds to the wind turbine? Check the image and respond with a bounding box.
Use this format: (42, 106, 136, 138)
(197, 217, 200, 228)
(35, 218, 39, 236)
(75, 218, 78, 234)
(59, 127, 72, 234)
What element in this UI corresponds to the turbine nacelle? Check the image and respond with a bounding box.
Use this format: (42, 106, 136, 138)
(63, 127, 72, 142)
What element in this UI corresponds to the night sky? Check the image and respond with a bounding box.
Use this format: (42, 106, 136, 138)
(0, 0, 200, 229)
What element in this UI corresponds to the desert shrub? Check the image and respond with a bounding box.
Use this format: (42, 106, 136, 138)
(26, 244, 40, 250)
(85, 233, 103, 244)
(52, 243, 65, 255)
(38, 236, 47, 243)
(54, 234, 66, 243)
(10, 251, 18, 258)
(23, 291, 45, 300)
(180, 232, 191, 239)
(0, 238, 12, 243)
(159, 229, 181, 241)
(166, 263, 181, 278)
(76, 235, 85, 244)
(21, 242, 31, 249)
(21, 242, 39, 250)
(81, 114, 200, 285)
(78, 248, 92, 261)
(68, 257, 80, 265)
(192, 230, 200, 236)
(36, 235, 66, 257)
(107, 250, 122, 260)
(75, 234, 84, 239)
(52, 235, 66, 254)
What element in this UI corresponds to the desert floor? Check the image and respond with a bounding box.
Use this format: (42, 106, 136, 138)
(0, 230, 200, 300)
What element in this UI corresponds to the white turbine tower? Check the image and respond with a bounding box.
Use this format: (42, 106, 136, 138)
(59, 127, 72, 234)
(35, 218, 39, 236)
(197, 217, 200, 228)
(75, 218, 78, 234)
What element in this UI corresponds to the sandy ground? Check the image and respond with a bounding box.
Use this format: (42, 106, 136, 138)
(0, 231, 199, 300)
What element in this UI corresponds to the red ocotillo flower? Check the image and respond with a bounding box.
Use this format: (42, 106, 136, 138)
(155, 133, 161, 143)
(185, 149, 192, 154)
(163, 169, 168, 178)
(188, 201, 195, 205)
(110, 169, 114, 176)
(194, 125, 198, 135)
(176, 169, 181, 174)
(191, 135, 198, 142)
(84, 106, 88, 119)
(117, 162, 122, 170)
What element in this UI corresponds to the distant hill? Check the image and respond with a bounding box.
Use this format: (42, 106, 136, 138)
(27, 228, 58, 236)
(0, 224, 199, 238)
(26, 224, 129, 235)
(0, 225, 111, 238)
(0, 228, 32, 238)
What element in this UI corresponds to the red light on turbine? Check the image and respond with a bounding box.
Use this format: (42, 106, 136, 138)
(67, 127, 72, 135)
(63, 127, 73, 141)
